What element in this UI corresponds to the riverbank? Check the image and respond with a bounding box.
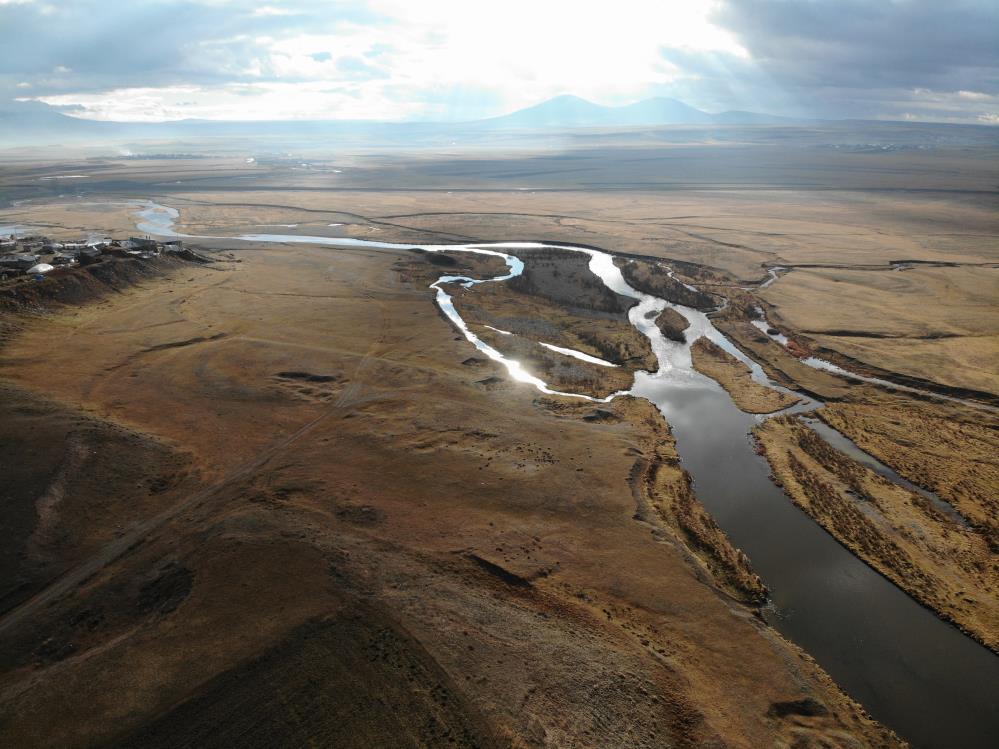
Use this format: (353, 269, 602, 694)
(123, 204, 999, 747)
(690, 337, 800, 414)
(0, 241, 903, 748)
(817, 402, 999, 545)
(756, 415, 999, 653)
(654, 306, 689, 342)
(443, 248, 657, 398)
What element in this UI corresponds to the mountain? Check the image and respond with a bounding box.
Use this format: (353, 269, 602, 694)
(0, 95, 792, 147)
(615, 97, 714, 124)
(478, 95, 787, 129)
(709, 109, 789, 125)
(0, 105, 439, 147)
(0, 101, 117, 138)
(476, 95, 618, 128)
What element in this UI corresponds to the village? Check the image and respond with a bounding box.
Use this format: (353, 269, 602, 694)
(0, 234, 187, 281)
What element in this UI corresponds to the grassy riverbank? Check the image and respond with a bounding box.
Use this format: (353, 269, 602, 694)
(690, 338, 800, 414)
(0, 237, 899, 749)
(756, 415, 999, 652)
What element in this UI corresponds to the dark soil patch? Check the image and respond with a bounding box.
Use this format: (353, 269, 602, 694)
(107, 610, 504, 749)
(426, 253, 459, 267)
(768, 697, 829, 718)
(137, 563, 194, 616)
(0, 383, 190, 616)
(276, 371, 338, 383)
(335, 504, 385, 526)
(467, 554, 531, 588)
(475, 376, 505, 389)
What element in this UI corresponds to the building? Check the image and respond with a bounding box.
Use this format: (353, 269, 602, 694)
(76, 247, 102, 264)
(0, 253, 41, 272)
(128, 237, 159, 250)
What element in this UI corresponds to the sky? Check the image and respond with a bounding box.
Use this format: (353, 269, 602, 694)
(1, 0, 997, 125)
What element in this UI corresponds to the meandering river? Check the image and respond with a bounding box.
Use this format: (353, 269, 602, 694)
(135, 201, 999, 748)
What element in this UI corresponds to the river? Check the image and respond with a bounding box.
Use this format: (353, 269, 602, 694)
(135, 201, 999, 748)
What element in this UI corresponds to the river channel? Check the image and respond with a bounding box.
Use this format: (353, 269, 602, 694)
(135, 201, 999, 748)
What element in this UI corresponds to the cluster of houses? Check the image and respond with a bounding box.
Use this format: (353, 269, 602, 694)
(0, 235, 184, 280)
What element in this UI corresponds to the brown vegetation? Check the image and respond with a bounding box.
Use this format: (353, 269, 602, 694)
(817, 402, 999, 549)
(690, 338, 799, 414)
(622, 397, 768, 604)
(10, 142, 995, 744)
(614, 258, 717, 309)
(756, 415, 999, 652)
(713, 317, 859, 401)
(762, 265, 999, 398)
(0, 237, 898, 748)
(655, 307, 689, 342)
(473, 322, 636, 397)
(432, 249, 658, 398)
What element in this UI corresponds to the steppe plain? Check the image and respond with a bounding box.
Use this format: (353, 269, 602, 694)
(0, 128, 997, 748)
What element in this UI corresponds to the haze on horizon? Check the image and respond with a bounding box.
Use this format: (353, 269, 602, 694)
(1, 0, 997, 127)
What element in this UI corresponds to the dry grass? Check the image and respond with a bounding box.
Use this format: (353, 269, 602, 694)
(9, 144, 995, 745)
(762, 266, 999, 396)
(8, 161, 993, 402)
(756, 415, 999, 652)
(817, 402, 999, 547)
(655, 307, 690, 342)
(623, 397, 768, 604)
(0, 238, 899, 748)
(690, 338, 800, 414)
(436, 249, 658, 398)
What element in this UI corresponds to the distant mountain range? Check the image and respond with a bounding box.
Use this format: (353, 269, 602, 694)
(0, 95, 799, 146)
(5, 94, 997, 151)
(478, 95, 790, 128)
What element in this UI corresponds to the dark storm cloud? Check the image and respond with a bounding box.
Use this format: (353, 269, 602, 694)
(714, 0, 999, 90)
(706, 0, 999, 120)
(657, 47, 799, 116)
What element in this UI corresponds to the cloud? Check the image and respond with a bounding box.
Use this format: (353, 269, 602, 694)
(4, 0, 744, 121)
(21, 81, 425, 121)
(0, 0, 995, 123)
(253, 5, 299, 16)
(708, 0, 999, 121)
(656, 46, 799, 117)
(714, 0, 999, 89)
